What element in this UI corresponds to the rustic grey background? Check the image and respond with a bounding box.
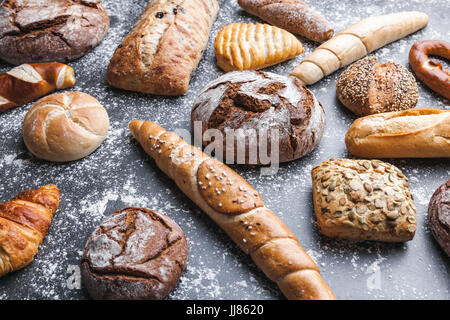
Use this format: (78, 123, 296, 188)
(0, 0, 449, 300)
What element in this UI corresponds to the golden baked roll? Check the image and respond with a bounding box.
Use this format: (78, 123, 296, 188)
(0, 185, 60, 277)
(215, 23, 304, 72)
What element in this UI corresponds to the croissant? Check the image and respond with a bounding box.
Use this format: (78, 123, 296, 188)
(215, 23, 304, 72)
(129, 120, 335, 300)
(0, 185, 60, 277)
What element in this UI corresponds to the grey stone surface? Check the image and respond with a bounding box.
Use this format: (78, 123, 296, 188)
(0, 0, 448, 300)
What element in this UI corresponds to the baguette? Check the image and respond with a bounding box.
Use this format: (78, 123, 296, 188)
(107, 0, 219, 95)
(129, 120, 335, 300)
(291, 11, 429, 85)
(0, 63, 76, 113)
(345, 108, 450, 158)
(237, 0, 334, 42)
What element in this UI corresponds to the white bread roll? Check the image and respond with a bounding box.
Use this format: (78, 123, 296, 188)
(345, 108, 450, 158)
(23, 92, 109, 162)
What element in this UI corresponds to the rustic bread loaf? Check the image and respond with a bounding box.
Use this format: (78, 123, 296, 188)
(345, 108, 450, 158)
(312, 159, 417, 242)
(81, 207, 188, 300)
(0, 0, 109, 65)
(238, 0, 334, 42)
(214, 23, 304, 72)
(428, 180, 450, 257)
(291, 11, 429, 85)
(22, 92, 109, 162)
(191, 70, 326, 164)
(0, 185, 60, 277)
(107, 0, 219, 95)
(336, 56, 418, 116)
(129, 120, 336, 300)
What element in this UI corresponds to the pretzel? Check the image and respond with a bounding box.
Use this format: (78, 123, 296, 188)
(409, 40, 450, 100)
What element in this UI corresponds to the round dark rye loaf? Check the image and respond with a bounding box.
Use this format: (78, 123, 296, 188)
(0, 0, 109, 65)
(428, 180, 450, 257)
(81, 207, 188, 300)
(191, 70, 326, 164)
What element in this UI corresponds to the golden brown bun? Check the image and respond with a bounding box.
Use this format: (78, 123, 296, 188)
(0, 185, 60, 277)
(345, 108, 450, 158)
(22, 92, 110, 162)
(214, 23, 304, 71)
(129, 120, 336, 300)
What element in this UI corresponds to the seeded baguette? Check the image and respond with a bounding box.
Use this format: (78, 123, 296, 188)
(345, 108, 450, 158)
(291, 11, 428, 85)
(312, 159, 417, 242)
(107, 0, 219, 95)
(129, 120, 336, 300)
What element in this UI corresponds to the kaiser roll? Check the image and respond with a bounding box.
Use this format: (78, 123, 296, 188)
(23, 91, 109, 162)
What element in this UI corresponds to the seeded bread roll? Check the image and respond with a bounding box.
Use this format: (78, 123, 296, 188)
(191, 71, 326, 164)
(107, 0, 219, 95)
(428, 180, 450, 257)
(336, 56, 418, 117)
(345, 108, 450, 158)
(312, 159, 417, 242)
(0, 0, 109, 65)
(81, 207, 188, 300)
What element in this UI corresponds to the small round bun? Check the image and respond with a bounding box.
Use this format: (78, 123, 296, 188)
(23, 91, 109, 162)
(81, 207, 188, 300)
(191, 70, 326, 164)
(428, 180, 450, 257)
(336, 56, 418, 117)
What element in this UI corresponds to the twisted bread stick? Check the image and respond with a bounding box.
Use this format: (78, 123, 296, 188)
(129, 120, 335, 300)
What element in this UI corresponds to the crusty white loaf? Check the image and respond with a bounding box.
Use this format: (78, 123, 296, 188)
(345, 108, 450, 158)
(107, 0, 219, 95)
(129, 120, 336, 300)
(291, 11, 429, 85)
(23, 92, 110, 162)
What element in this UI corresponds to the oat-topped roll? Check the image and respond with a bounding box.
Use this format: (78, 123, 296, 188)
(107, 0, 219, 95)
(311, 159, 417, 242)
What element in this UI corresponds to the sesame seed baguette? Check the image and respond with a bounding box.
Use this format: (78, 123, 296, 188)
(345, 108, 450, 158)
(129, 120, 336, 300)
(291, 11, 429, 85)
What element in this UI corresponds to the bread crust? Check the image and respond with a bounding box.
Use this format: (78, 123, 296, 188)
(428, 180, 450, 257)
(107, 0, 219, 95)
(129, 120, 335, 300)
(345, 108, 450, 158)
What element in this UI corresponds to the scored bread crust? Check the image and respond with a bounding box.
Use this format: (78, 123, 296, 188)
(345, 108, 450, 158)
(107, 0, 219, 95)
(129, 120, 335, 300)
(291, 11, 429, 85)
(214, 23, 304, 72)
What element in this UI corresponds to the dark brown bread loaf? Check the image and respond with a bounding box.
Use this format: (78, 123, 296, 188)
(81, 207, 188, 300)
(191, 71, 326, 164)
(428, 180, 450, 257)
(0, 0, 109, 65)
(336, 56, 418, 117)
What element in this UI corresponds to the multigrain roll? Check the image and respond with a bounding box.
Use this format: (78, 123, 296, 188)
(81, 207, 188, 300)
(22, 92, 109, 162)
(336, 56, 418, 116)
(191, 71, 326, 164)
(345, 108, 450, 158)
